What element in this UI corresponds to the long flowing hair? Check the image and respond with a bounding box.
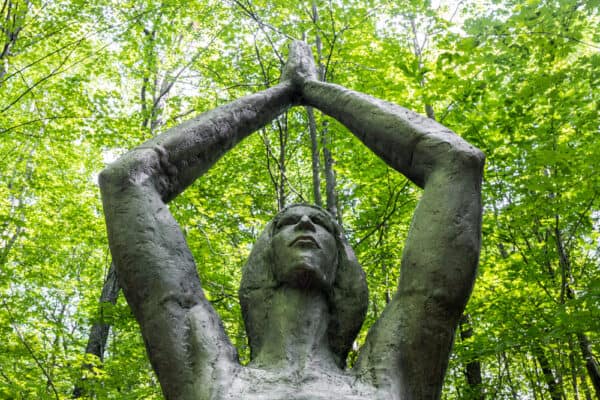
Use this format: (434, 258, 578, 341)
(239, 204, 368, 368)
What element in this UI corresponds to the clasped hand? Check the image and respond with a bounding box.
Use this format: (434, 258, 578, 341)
(281, 41, 319, 99)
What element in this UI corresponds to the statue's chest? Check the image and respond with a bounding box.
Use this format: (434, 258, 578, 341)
(216, 367, 388, 400)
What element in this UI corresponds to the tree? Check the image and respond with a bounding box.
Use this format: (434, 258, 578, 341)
(0, 0, 598, 398)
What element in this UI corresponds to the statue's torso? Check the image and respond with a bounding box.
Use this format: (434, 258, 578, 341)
(211, 364, 391, 400)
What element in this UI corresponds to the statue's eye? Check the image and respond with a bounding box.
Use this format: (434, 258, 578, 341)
(312, 216, 333, 233)
(275, 215, 299, 230)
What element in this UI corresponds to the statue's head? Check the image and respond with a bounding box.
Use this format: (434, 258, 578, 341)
(239, 204, 368, 368)
(270, 204, 339, 289)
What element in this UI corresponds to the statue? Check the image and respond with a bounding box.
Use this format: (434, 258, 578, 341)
(99, 41, 484, 400)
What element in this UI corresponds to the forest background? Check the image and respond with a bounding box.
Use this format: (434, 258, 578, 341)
(0, 0, 598, 399)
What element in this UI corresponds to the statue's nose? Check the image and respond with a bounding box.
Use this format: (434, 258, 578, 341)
(296, 215, 316, 231)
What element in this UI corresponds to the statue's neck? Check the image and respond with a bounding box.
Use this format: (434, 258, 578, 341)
(249, 286, 336, 371)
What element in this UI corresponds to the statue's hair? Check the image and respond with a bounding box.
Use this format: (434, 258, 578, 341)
(238, 204, 368, 368)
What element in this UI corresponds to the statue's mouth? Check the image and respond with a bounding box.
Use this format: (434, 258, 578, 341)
(290, 235, 320, 248)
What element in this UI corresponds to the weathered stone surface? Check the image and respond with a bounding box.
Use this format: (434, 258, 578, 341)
(99, 41, 484, 400)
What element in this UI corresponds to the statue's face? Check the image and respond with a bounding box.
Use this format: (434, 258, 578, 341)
(271, 206, 338, 289)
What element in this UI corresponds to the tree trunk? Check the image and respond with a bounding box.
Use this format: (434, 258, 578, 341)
(73, 262, 120, 398)
(502, 352, 519, 400)
(0, 0, 29, 83)
(321, 120, 338, 220)
(555, 218, 600, 399)
(533, 343, 565, 400)
(577, 332, 600, 399)
(276, 118, 287, 210)
(84, 262, 120, 360)
(569, 337, 581, 400)
(581, 369, 594, 400)
(140, 28, 156, 131)
(309, 0, 338, 220)
(408, 16, 435, 120)
(306, 105, 322, 207)
(459, 314, 485, 400)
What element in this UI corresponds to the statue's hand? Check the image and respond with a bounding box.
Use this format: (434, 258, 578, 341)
(281, 41, 318, 93)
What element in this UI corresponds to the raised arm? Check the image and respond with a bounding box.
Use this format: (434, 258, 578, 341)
(295, 43, 484, 399)
(99, 81, 297, 399)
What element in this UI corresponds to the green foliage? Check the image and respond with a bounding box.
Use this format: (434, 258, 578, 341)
(0, 0, 598, 398)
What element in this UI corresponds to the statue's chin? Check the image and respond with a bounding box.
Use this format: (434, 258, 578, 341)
(277, 263, 330, 291)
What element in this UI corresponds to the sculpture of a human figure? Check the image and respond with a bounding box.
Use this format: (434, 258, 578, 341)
(99, 42, 484, 400)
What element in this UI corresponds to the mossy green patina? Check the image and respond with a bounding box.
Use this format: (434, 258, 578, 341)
(99, 41, 484, 400)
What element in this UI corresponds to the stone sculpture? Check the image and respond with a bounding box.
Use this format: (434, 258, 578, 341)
(99, 41, 484, 400)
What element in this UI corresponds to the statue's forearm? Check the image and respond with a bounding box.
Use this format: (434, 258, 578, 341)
(104, 81, 296, 202)
(301, 80, 483, 187)
(97, 78, 296, 396)
(303, 73, 485, 399)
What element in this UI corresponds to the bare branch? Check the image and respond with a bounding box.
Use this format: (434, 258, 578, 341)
(0, 38, 82, 113)
(0, 114, 80, 135)
(152, 27, 223, 112)
(258, 126, 306, 204)
(231, 0, 296, 44)
(1, 39, 112, 114)
(2, 298, 60, 400)
(0, 37, 80, 86)
(0, 2, 186, 87)
(355, 180, 411, 247)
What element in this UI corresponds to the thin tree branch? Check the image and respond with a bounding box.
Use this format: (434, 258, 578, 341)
(152, 27, 224, 112)
(1, 38, 82, 112)
(0, 36, 80, 86)
(258, 127, 306, 203)
(231, 0, 296, 43)
(355, 180, 411, 247)
(0, 0, 9, 20)
(259, 127, 280, 201)
(565, 191, 598, 249)
(1, 298, 60, 400)
(1, 39, 112, 114)
(0, 1, 185, 86)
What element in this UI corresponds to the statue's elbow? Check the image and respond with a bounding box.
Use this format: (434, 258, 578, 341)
(98, 161, 136, 196)
(98, 164, 120, 196)
(469, 146, 486, 171)
(98, 150, 154, 195)
(416, 134, 485, 184)
(454, 144, 485, 175)
(99, 149, 172, 203)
